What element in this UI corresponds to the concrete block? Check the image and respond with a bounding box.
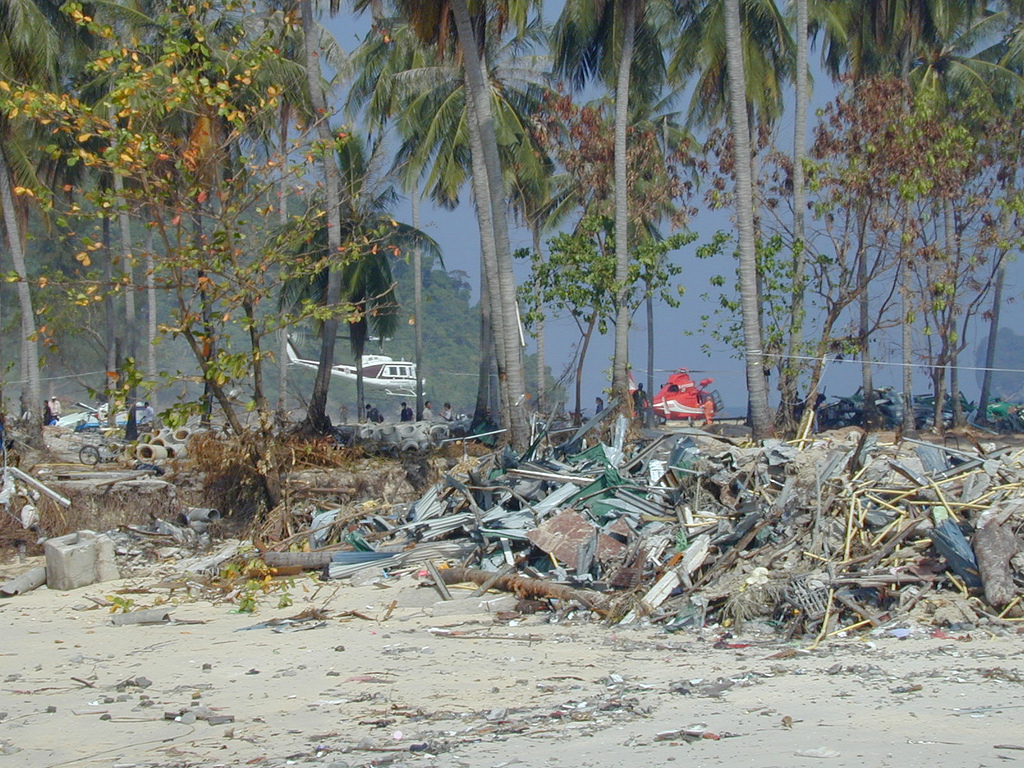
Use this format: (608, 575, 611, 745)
(44, 530, 120, 591)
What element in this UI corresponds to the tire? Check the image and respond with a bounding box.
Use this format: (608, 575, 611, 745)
(79, 445, 101, 466)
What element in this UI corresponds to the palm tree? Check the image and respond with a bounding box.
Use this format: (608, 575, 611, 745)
(782, 0, 809, 432)
(299, 0, 347, 433)
(724, 0, 773, 437)
(352, 0, 538, 449)
(666, 0, 793, 427)
(669, 0, 793, 131)
(281, 133, 441, 416)
(0, 0, 91, 432)
(552, 0, 675, 410)
(348, 13, 548, 425)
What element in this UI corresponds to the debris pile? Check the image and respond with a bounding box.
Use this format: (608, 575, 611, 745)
(256, 417, 1024, 636)
(6, 411, 1024, 639)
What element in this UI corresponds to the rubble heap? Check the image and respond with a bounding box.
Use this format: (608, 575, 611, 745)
(6, 412, 1023, 639)
(254, 417, 1024, 637)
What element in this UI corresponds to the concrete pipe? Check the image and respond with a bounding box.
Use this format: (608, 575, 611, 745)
(149, 436, 167, 447)
(397, 423, 418, 438)
(137, 444, 168, 461)
(178, 507, 221, 532)
(164, 442, 187, 459)
(188, 507, 221, 523)
(400, 439, 422, 452)
(173, 428, 191, 442)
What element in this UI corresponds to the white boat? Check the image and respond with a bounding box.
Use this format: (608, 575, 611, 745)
(285, 339, 420, 397)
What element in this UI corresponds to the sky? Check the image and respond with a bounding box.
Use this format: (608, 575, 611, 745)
(320, 7, 1024, 419)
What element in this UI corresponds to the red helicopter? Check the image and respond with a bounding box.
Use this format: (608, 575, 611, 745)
(650, 369, 721, 423)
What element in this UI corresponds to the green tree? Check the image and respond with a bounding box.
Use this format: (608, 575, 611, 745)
(2, 0, 337, 506)
(519, 215, 690, 422)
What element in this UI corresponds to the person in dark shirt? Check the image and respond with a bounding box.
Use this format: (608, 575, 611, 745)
(400, 402, 413, 421)
(633, 382, 650, 424)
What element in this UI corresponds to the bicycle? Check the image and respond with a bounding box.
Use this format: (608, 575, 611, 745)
(79, 439, 125, 466)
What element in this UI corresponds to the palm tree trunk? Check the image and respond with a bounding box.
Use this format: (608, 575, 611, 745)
(724, 0, 772, 438)
(531, 225, 546, 412)
(301, 0, 344, 434)
(646, 293, 654, 413)
(451, 0, 529, 450)
(779, 0, 808, 432)
(412, 190, 425, 419)
(463, 91, 503, 429)
(145, 222, 158, 394)
(473, 267, 493, 427)
(610, 0, 637, 410)
(356, 350, 366, 420)
(460, 46, 507, 427)
(0, 145, 41, 432)
(941, 199, 957, 431)
(857, 244, 875, 424)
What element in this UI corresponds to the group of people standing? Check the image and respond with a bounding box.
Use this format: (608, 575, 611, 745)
(398, 400, 454, 422)
(354, 400, 457, 424)
(593, 383, 652, 424)
(357, 400, 456, 424)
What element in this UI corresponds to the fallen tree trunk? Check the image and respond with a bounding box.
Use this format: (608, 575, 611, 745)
(974, 504, 1022, 609)
(438, 566, 611, 612)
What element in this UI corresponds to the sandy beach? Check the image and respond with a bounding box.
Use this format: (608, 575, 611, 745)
(1, 554, 1022, 768)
